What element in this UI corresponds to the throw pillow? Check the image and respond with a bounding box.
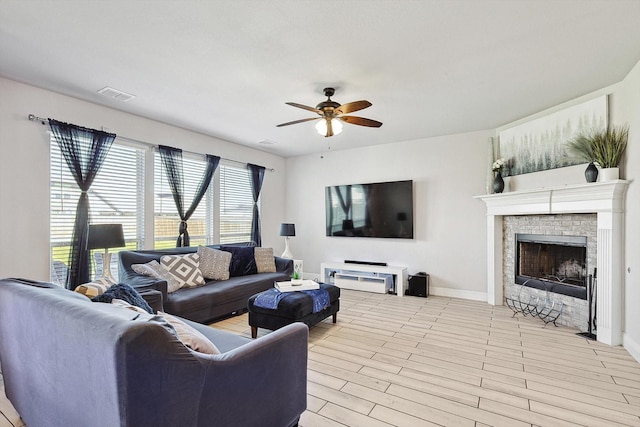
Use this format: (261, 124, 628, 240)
(197, 246, 231, 281)
(75, 277, 115, 298)
(220, 246, 257, 277)
(160, 253, 205, 290)
(132, 259, 181, 293)
(111, 298, 149, 314)
(91, 283, 153, 314)
(254, 247, 276, 273)
(158, 311, 220, 355)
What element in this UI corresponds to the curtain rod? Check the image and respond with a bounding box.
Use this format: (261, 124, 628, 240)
(28, 114, 275, 172)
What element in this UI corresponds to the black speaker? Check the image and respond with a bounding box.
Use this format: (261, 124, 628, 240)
(407, 273, 429, 297)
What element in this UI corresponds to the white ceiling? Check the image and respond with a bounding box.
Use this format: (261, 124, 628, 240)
(1, 0, 640, 157)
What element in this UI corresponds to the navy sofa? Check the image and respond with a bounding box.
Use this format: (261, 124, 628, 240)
(119, 244, 293, 323)
(0, 278, 308, 427)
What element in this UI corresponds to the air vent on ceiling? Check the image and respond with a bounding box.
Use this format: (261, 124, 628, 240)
(97, 86, 136, 102)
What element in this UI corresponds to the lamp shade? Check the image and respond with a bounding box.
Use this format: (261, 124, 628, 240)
(88, 224, 125, 250)
(279, 223, 296, 237)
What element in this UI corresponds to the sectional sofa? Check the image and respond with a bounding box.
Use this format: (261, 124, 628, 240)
(119, 244, 293, 323)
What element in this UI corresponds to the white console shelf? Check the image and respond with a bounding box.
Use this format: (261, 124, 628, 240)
(320, 262, 408, 297)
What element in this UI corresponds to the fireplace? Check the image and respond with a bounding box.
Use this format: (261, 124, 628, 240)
(475, 180, 629, 345)
(515, 234, 588, 300)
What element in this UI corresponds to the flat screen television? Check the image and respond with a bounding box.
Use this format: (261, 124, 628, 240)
(325, 180, 413, 239)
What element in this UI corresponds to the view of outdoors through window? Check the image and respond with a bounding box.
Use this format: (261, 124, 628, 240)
(51, 139, 257, 285)
(154, 152, 210, 248)
(219, 164, 254, 244)
(50, 140, 145, 284)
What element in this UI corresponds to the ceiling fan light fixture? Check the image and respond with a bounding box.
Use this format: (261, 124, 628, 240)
(315, 118, 343, 137)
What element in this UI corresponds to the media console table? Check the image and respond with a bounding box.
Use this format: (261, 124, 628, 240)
(320, 262, 408, 297)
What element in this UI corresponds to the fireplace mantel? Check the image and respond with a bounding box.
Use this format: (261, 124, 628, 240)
(475, 180, 630, 346)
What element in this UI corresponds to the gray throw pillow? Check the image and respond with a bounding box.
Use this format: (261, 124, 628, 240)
(131, 260, 182, 293)
(197, 246, 232, 281)
(254, 247, 276, 273)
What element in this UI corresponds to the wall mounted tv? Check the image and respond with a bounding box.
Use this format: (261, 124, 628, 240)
(325, 180, 413, 239)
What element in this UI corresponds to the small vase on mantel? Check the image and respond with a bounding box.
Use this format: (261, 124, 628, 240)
(493, 172, 505, 194)
(584, 162, 598, 183)
(599, 167, 619, 181)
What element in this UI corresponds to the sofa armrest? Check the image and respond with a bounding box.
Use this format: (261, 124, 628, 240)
(122, 274, 169, 300)
(275, 256, 294, 275)
(139, 289, 163, 313)
(198, 323, 308, 426)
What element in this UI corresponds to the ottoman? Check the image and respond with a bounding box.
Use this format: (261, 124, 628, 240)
(248, 283, 340, 338)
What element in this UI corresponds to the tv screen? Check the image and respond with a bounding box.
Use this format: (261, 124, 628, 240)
(325, 180, 413, 239)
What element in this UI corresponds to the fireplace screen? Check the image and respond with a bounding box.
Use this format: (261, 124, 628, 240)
(516, 234, 588, 288)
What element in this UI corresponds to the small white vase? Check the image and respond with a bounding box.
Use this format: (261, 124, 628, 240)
(599, 167, 619, 182)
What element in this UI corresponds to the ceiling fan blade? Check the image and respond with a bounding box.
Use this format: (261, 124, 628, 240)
(335, 100, 371, 115)
(339, 116, 383, 128)
(285, 102, 323, 114)
(326, 119, 334, 137)
(276, 117, 319, 127)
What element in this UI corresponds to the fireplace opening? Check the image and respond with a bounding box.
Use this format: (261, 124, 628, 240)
(515, 234, 588, 300)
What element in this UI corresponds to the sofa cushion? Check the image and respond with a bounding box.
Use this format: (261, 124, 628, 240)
(164, 272, 288, 323)
(75, 277, 114, 298)
(160, 253, 205, 290)
(220, 245, 257, 277)
(92, 283, 153, 314)
(198, 246, 232, 281)
(254, 247, 276, 273)
(131, 260, 181, 293)
(159, 311, 220, 355)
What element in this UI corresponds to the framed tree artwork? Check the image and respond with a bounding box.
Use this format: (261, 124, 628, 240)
(498, 96, 608, 176)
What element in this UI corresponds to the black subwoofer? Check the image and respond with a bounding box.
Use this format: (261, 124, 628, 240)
(407, 273, 429, 297)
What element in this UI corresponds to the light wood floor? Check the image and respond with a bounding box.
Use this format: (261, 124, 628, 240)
(2, 290, 640, 426)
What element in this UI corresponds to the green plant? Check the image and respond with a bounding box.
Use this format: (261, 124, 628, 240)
(292, 271, 300, 280)
(567, 125, 629, 168)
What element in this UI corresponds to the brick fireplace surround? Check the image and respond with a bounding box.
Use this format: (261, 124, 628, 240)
(476, 180, 629, 346)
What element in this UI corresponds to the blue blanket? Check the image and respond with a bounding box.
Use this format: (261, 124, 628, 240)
(254, 288, 330, 313)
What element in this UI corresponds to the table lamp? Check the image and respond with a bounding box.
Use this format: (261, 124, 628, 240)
(280, 223, 295, 259)
(88, 223, 125, 282)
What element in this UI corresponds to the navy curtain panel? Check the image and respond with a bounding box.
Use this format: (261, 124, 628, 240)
(48, 119, 116, 290)
(247, 163, 266, 247)
(158, 145, 220, 247)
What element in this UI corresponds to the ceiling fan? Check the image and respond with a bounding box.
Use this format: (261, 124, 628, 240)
(277, 87, 382, 137)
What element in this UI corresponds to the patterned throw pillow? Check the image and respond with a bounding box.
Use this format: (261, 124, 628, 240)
(254, 247, 276, 273)
(75, 277, 115, 298)
(160, 253, 205, 290)
(131, 260, 182, 293)
(197, 246, 232, 281)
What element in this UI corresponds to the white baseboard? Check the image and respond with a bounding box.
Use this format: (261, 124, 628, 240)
(310, 273, 488, 302)
(429, 286, 487, 302)
(623, 333, 640, 364)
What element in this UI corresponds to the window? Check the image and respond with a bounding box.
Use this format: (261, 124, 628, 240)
(153, 157, 256, 247)
(50, 139, 145, 284)
(154, 152, 210, 248)
(219, 163, 254, 244)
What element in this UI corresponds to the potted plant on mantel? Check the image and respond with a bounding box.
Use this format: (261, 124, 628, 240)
(566, 124, 629, 182)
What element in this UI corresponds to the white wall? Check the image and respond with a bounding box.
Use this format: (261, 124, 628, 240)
(285, 130, 492, 300)
(0, 77, 287, 281)
(616, 61, 640, 361)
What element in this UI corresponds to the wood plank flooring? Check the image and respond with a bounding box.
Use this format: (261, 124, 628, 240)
(2, 290, 639, 426)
